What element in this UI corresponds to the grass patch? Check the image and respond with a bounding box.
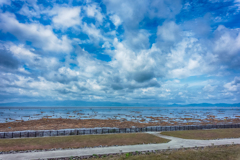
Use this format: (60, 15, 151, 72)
(161, 128, 240, 140)
(0, 133, 169, 151)
(85, 145, 240, 160)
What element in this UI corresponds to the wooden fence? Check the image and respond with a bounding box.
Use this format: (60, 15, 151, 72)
(1, 124, 240, 139)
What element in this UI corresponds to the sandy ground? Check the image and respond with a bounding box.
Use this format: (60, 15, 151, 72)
(1, 117, 240, 132)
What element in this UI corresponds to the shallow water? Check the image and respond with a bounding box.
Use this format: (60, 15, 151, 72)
(1, 106, 240, 123)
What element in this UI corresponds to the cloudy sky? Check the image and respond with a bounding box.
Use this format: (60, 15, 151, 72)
(0, 0, 240, 106)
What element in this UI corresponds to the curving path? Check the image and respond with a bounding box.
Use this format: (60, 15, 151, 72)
(1, 132, 240, 160)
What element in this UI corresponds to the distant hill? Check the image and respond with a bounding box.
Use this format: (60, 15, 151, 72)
(0, 100, 240, 107)
(169, 103, 240, 107)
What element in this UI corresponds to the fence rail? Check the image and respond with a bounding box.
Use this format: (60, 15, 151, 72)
(1, 124, 240, 139)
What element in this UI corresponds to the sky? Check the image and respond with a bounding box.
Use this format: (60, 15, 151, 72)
(0, 0, 240, 106)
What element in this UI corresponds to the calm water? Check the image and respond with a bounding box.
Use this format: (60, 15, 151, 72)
(1, 106, 240, 123)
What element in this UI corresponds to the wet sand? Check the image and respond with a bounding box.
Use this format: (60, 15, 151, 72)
(1, 117, 240, 132)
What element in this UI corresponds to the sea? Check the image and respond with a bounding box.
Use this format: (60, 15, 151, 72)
(1, 106, 240, 123)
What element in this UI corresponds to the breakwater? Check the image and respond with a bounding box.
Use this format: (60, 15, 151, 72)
(1, 123, 240, 139)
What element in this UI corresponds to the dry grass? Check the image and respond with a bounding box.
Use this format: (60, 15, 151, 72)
(0, 118, 170, 132)
(87, 145, 240, 160)
(0, 133, 169, 152)
(161, 128, 240, 140)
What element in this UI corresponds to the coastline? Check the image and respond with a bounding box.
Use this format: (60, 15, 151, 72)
(1, 117, 240, 132)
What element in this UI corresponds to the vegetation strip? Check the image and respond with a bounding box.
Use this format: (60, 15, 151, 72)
(0, 133, 169, 152)
(161, 128, 240, 140)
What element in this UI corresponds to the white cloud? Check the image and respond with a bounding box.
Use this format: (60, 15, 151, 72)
(224, 77, 240, 91)
(0, 12, 72, 53)
(18, 67, 30, 74)
(234, 0, 240, 11)
(103, 0, 147, 29)
(103, 0, 182, 30)
(50, 6, 82, 29)
(157, 21, 180, 41)
(110, 14, 122, 28)
(111, 38, 164, 83)
(214, 25, 240, 56)
(18, 0, 41, 18)
(102, 41, 111, 48)
(9, 44, 39, 61)
(123, 30, 150, 50)
(4, 43, 60, 73)
(82, 23, 104, 41)
(84, 4, 104, 23)
(166, 89, 171, 92)
(203, 84, 217, 92)
(0, 0, 10, 6)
